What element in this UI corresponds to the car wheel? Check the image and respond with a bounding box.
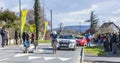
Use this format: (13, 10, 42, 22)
(57, 47, 60, 50)
(72, 46, 76, 51)
(77, 44, 80, 46)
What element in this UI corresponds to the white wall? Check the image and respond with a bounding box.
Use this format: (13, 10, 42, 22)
(109, 24, 119, 33)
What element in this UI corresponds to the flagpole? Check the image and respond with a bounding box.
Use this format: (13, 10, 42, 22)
(19, 0, 22, 44)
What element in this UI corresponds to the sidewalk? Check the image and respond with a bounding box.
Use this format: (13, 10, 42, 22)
(84, 55, 120, 63)
(84, 43, 120, 63)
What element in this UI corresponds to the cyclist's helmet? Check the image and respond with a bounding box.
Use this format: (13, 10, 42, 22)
(52, 31, 57, 34)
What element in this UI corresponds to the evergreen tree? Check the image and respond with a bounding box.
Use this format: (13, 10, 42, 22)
(86, 11, 99, 34)
(34, 0, 41, 49)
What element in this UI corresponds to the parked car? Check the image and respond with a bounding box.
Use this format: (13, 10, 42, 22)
(75, 36, 87, 46)
(57, 34, 77, 50)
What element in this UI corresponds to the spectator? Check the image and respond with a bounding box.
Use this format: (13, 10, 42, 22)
(1, 27, 6, 47)
(5, 30, 9, 45)
(103, 36, 109, 52)
(112, 33, 117, 54)
(31, 32, 34, 44)
(23, 36, 30, 53)
(26, 33, 29, 41)
(15, 30, 18, 45)
(109, 33, 113, 52)
(86, 33, 91, 47)
(97, 34, 102, 46)
(101, 34, 105, 44)
(22, 32, 26, 43)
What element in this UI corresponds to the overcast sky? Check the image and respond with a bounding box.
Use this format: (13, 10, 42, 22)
(0, 0, 120, 28)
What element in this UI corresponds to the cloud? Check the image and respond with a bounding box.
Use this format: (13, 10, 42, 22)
(53, 0, 120, 28)
(69, 4, 98, 15)
(0, 1, 5, 9)
(99, 16, 120, 25)
(53, 4, 98, 26)
(112, 9, 120, 14)
(93, 0, 120, 15)
(11, 4, 32, 12)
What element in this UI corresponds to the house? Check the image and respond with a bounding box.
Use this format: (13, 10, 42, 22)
(98, 22, 120, 34)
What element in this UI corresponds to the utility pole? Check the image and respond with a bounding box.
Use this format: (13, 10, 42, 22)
(50, 10, 53, 32)
(19, 0, 22, 44)
(43, 0, 45, 22)
(80, 22, 81, 34)
(19, 0, 21, 34)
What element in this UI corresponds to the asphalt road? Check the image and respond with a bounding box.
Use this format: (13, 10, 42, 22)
(0, 35, 82, 63)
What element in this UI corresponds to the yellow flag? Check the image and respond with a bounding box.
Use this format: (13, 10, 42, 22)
(21, 10, 28, 33)
(44, 22, 48, 36)
(43, 22, 48, 40)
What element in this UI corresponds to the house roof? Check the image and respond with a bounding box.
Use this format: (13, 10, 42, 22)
(85, 22, 120, 33)
(100, 22, 120, 30)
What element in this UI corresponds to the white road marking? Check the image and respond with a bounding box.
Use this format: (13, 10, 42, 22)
(18, 45, 23, 47)
(38, 49, 44, 52)
(76, 54, 81, 63)
(14, 53, 31, 57)
(48, 46, 52, 48)
(28, 56, 72, 62)
(29, 56, 41, 60)
(59, 57, 71, 61)
(0, 58, 9, 61)
(0, 48, 5, 50)
(44, 57, 56, 60)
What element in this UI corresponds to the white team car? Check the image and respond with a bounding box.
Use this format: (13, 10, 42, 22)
(57, 34, 77, 50)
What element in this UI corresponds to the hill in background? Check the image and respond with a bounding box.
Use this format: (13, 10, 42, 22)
(53, 25, 90, 33)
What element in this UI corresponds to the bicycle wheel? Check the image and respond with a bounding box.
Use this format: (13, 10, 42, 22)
(53, 42, 56, 54)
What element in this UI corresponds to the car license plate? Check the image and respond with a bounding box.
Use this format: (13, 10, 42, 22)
(61, 44, 67, 46)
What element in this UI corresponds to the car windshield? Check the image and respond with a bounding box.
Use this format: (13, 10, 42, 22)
(75, 36, 83, 39)
(59, 35, 74, 39)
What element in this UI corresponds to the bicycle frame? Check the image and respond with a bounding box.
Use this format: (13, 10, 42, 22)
(52, 40, 57, 54)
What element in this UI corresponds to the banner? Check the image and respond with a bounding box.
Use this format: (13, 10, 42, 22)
(43, 22, 48, 40)
(21, 10, 28, 33)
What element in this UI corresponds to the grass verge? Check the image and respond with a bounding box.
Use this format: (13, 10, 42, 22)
(38, 40, 51, 43)
(84, 46, 107, 56)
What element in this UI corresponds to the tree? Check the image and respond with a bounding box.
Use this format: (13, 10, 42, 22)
(0, 9, 19, 25)
(28, 8, 47, 40)
(34, 0, 41, 49)
(86, 11, 99, 34)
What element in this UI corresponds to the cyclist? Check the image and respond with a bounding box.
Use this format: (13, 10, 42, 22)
(50, 31, 58, 54)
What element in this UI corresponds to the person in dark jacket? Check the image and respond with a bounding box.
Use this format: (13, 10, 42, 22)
(23, 36, 30, 53)
(31, 33, 34, 44)
(112, 33, 117, 54)
(97, 34, 101, 46)
(15, 30, 18, 45)
(22, 32, 26, 43)
(5, 30, 9, 45)
(103, 36, 109, 52)
(1, 27, 6, 47)
(109, 33, 113, 52)
(105, 33, 111, 52)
